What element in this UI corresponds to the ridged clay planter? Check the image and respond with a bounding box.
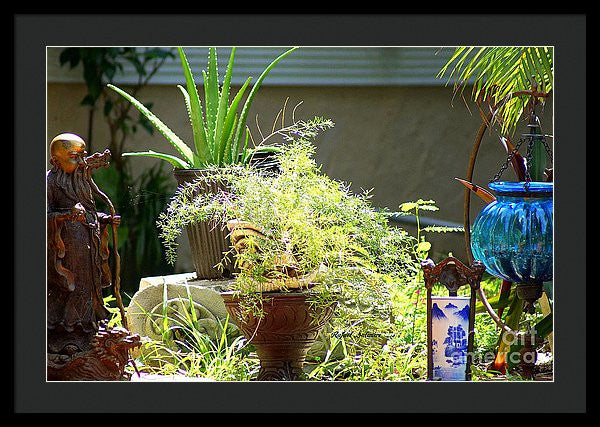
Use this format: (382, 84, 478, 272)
(221, 291, 336, 381)
(172, 155, 281, 280)
(173, 169, 234, 280)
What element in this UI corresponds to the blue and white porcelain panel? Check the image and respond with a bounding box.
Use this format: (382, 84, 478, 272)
(431, 296, 470, 381)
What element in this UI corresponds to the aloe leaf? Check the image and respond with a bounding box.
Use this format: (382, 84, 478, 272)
(240, 126, 250, 164)
(122, 151, 190, 169)
(251, 145, 283, 154)
(222, 114, 238, 164)
(203, 48, 219, 153)
(221, 77, 251, 163)
(207, 47, 219, 123)
(232, 47, 298, 158)
(214, 48, 236, 165)
(454, 178, 496, 204)
(107, 83, 195, 166)
(176, 85, 202, 166)
(244, 145, 284, 163)
(177, 47, 209, 166)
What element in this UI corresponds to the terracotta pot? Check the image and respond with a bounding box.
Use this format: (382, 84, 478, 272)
(221, 291, 336, 381)
(173, 169, 234, 280)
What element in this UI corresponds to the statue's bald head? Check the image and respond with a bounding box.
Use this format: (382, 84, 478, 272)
(50, 133, 87, 174)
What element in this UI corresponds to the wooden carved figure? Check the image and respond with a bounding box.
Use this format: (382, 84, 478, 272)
(47, 133, 140, 381)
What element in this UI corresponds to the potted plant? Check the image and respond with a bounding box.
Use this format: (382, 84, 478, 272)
(107, 46, 298, 279)
(156, 123, 417, 380)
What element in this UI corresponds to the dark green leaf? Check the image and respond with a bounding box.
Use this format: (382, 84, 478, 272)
(103, 99, 113, 116)
(59, 48, 80, 68)
(81, 94, 96, 107)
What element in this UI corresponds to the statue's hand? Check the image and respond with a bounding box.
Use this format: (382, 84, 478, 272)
(68, 203, 87, 223)
(99, 213, 121, 226)
(110, 215, 121, 226)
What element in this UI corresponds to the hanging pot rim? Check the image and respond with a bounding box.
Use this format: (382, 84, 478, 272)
(488, 181, 553, 196)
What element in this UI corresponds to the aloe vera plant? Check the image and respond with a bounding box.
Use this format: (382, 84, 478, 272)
(107, 46, 298, 169)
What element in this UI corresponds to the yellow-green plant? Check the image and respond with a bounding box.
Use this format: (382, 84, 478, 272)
(107, 46, 298, 169)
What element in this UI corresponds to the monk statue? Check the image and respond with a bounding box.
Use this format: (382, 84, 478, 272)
(47, 133, 140, 380)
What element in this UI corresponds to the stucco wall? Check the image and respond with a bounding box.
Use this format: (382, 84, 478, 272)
(47, 82, 553, 273)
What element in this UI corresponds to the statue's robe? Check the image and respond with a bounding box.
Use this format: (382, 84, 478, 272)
(47, 167, 112, 353)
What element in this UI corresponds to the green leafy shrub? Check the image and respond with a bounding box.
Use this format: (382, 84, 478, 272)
(155, 122, 422, 368)
(158, 129, 416, 301)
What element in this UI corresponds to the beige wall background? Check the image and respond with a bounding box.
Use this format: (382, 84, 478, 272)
(47, 79, 553, 274)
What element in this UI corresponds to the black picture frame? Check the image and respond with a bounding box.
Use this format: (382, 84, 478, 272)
(15, 13, 586, 414)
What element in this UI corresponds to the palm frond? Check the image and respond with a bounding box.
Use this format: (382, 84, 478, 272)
(438, 47, 553, 135)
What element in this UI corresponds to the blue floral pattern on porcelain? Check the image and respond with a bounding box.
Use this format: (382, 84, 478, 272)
(431, 296, 470, 381)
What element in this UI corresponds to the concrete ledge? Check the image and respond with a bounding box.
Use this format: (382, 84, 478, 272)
(138, 272, 236, 293)
(138, 272, 198, 291)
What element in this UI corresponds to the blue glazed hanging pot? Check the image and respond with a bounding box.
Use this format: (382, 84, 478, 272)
(470, 181, 553, 312)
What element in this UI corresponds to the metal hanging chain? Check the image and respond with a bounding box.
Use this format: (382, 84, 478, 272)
(491, 103, 553, 184)
(525, 113, 554, 162)
(524, 114, 553, 190)
(492, 132, 553, 186)
(539, 133, 554, 163)
(524, 136, 535, 189)
(535, 110, 554, 162)
(524, 135, 554, 165)
(491, 136, 527, 183)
